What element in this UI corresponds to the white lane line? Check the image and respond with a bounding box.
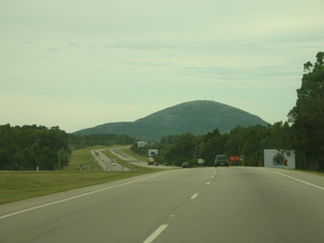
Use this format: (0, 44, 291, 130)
(143, 224, 168, 243)
(206, 181, 210, 185)
(190, 193, 199, 200)
(274, 172, 324, 191)
(0, 173, 162, 220)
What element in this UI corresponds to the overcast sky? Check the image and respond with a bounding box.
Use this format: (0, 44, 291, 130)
(1, 0, 323, 132)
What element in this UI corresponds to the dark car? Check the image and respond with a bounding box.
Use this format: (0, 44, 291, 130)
(182, 162, 190, 168)
(215, 155, 229, 167)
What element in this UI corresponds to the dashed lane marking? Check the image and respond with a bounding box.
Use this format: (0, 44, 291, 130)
(143, 224, 168, 243)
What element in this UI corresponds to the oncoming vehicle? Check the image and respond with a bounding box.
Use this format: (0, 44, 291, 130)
(215, 155, 229, 167)
(147, 157, 155, 165)
(182, 162, 190, 168)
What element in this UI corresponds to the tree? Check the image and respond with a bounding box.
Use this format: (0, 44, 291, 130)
(303, 61, 313, 72)
(197, 129, 225, 165)
(0, 125, 70, 170)
(288, 52, 324, 171)
(163, 133, 197, 165)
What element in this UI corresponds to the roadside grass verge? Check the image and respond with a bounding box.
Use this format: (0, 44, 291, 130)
(0, 146, 160, 205)
(269, 167, 324, 177)
(118, 147, 147, 162)
(295, 169, 324, 177)
(64, 145, 105, 171)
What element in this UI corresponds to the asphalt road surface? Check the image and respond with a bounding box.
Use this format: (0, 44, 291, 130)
(1, 167, 324, 243)
(110, 146, 176, 169)
(91, 149, 129, 171)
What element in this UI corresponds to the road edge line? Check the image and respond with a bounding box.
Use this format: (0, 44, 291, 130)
(261, 169, 324, 191)
(274, 172, 324, 191)
(0, 173, 162, 220)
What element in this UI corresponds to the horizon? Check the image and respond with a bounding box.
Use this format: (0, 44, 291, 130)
(2, 99, 272, 133)
(1, 0, 323, 132)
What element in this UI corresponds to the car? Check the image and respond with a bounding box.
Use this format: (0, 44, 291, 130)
(214, 155, 229, 167)
(182, 162, 190, 168)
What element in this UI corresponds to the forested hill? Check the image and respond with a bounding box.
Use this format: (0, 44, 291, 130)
(74, 100, 268, 141)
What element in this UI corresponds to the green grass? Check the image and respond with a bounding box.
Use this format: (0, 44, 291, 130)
(0, 146, 160, 205)
(270, 167, 324, 177)
(119, 147, 148, 161)
(295, 169, 324, 177)
(64, 145, 106, 171)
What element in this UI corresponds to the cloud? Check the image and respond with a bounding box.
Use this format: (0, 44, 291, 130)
(23, 40, 39, 46)
(48, 47, 60, 52)
(66, 41, 79, 48)
(264, 26, 324, 45)
(104, 41, 176, 50)
(179, 65, 300, 81)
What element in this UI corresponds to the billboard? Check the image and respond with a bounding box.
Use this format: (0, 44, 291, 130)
(264, 149, 295, 169)
(148, 149, 158, 156)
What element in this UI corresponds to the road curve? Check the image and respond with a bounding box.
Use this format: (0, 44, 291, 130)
(1, 167, 324, 243)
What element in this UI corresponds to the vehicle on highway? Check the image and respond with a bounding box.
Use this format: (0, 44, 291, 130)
(182, 162, 190, 168)
(147, 157, 155, 165)
(215, 155, 229, 166)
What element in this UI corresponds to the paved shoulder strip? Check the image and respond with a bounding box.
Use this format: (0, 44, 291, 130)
(0, 173, 161, 220)
(274, 171, 324, 191)
(262, 169, 324, 191)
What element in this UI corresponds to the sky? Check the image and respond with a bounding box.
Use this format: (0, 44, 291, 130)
(1, 0, 323, 133)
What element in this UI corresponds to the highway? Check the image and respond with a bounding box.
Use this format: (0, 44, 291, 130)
(109, 146, 177, 169)
(91, 149, 130, 171)
(1, 167, 324, 242)
(91, 147, 175, 171)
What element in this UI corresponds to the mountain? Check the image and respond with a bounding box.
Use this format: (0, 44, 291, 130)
(73, 100, 269, 141)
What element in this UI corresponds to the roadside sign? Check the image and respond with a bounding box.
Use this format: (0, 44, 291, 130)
(230, 155, 240, 162)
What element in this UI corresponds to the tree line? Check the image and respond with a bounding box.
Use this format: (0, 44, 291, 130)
(133, 122, 292, 167)
(288, 52, 324, 171)
(0, 125, 70, 170)
(0, 126, 136, 170)
(132, 52, 324, 171)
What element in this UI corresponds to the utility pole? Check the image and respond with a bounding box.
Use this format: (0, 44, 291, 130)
(58, 151, 61, 169)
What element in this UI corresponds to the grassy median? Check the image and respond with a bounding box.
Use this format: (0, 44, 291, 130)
(118, 146, 148, 161)
(0, 146, 160, 205)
